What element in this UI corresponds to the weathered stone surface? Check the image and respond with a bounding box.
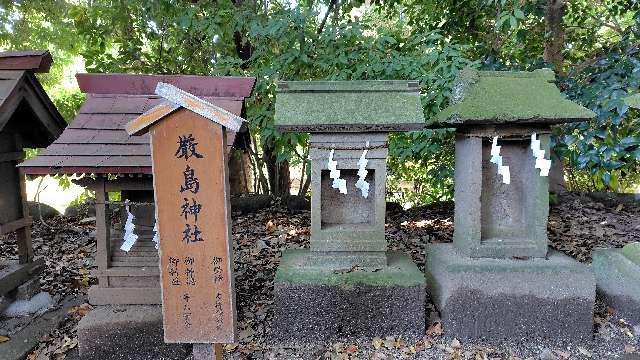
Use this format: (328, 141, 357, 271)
(77, 305, 189, 360)
(453, 133, 549, 259)
(431, 68, 595, 127)
(230, 194, 273, 214)
(274, 80, 425, 133)
(0, 295, 9, 314)
(27, 201, 60, 220)
(593, 245, 640, 324)
(309, 133, 388, 266)
(63, 203, 96, 218)
(425, 244, 595, 344)
(15, 277, 41, 300)
(272, 249, 425, 344)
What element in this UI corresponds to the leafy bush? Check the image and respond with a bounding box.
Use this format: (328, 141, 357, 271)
(557, 14, 640, 192)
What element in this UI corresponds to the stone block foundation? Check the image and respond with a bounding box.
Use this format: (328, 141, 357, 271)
(272, 249, 425, 345)
(77, 305, 189, 360)
(425, 244, 595, 344)
(593, 247, 640, 325)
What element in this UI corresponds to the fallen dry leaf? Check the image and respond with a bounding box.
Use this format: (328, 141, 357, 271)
(578, 346, 593, 357)
(426, 321, 444, 337)
(0, 335, 10, 343)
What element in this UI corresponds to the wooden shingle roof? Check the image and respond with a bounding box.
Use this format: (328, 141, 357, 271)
(0, 50, 65, 147)
(19, 74, 255, 175)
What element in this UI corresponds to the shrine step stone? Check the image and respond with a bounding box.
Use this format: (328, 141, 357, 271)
(593, 243, 640, 325)
(425, 244, 595, 344)
(77, 305, 189, 360)
(272, 249, 425, 344)
(15, 277, 41, 300)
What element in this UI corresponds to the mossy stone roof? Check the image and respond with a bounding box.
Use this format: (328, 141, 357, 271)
(432, 68, 595, 127)
(622, 242, 640, 266)
(626, 94, 640, 109)
(274, 80, 425, 133)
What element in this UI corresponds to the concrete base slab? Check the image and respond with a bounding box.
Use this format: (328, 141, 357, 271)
(77, 305, 189, 360)
(593, 247, 640, 325)
(0, 259, 44, 297)
(15, 278, 41, 300)
(0, 296, 81, 360)
(425, 244, 595, 344)
(272, 249, 425, 344)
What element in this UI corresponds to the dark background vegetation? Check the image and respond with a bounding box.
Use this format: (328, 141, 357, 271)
(1, 0, 639, 206)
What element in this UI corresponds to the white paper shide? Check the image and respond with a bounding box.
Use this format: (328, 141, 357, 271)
(328, 149, 347, 194)
(490, 136, 510, 184)
(120, 200, 139, 252)
(530, 132, 552, 177)
(355, 142, 370, 198)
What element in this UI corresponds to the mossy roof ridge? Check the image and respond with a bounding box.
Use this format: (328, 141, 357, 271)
(431, 68, 595, 127)
(622, 242, 640, 266)
(274, 80, 425, 133)
(626, 94, 640, 109)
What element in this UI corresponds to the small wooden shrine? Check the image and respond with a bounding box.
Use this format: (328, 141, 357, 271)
(20, 74, 255, 305)
(0, 50, 66, 297)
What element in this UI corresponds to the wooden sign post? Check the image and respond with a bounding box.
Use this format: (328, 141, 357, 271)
(126, 83, 246, 359)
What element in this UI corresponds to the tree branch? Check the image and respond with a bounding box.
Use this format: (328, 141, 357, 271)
(317, 0, 336, 34)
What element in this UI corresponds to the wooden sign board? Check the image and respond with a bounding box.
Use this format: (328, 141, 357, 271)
(151, 108, 236, 343)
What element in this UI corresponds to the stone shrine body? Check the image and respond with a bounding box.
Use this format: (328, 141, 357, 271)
(272, 80, 426, 343)
(425, 68, 597, 343)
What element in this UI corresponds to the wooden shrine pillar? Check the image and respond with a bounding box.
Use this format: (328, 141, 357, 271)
(93, 179, 111, 273)
(0, 132, 33, 264)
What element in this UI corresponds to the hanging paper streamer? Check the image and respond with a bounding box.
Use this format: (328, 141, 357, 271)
(490, 136, 511, 184)
(120, 200, 139, 252)
(152, 220, 159, 250)
(355, 141, 370, 198)
(327, 149, 347, 194)
(530, 132, 552, 176)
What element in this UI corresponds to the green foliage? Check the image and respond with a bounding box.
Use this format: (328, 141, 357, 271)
(557, 11, 640, 191)
(50, 90, 85, 123)
(68, 189, 94, 207)
(4, 0, 640, 206)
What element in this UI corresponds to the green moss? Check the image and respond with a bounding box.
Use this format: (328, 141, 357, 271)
(275, 249, 425, 288)
(433, 68, 595, 127)
(274, 80, 425, 131)
(622, 242, 640, 266)
(625, 94, 640, 109)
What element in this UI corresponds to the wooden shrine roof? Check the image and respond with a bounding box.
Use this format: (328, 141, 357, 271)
(0, 50, 65, 148)
(20, 74, 255, 175)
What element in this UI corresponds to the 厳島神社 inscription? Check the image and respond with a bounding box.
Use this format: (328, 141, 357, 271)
(149, 107, 236, 343)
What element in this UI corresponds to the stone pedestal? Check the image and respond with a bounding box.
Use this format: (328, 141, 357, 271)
(272, 249, 425, 344)
(273, 80, 426, 343)
(593, 243, 640, 324)
(425, 244, 595, 344)
(77, 305, 189, 360)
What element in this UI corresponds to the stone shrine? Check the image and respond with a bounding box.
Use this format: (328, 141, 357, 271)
(272, 80, 426, 343)
(593, 242, 640, 325)
(425, 68, 597, 343)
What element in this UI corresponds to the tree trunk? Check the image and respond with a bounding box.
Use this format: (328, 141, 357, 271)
(544, 0, 565, 71)
(263, 142, 290, 196)
(228, 149, 252, 194)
